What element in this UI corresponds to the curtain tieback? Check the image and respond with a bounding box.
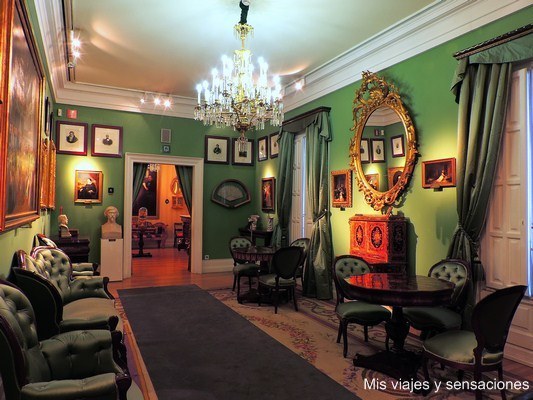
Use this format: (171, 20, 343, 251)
(313, 209, 327, 223)
(457, 224, 476, 246)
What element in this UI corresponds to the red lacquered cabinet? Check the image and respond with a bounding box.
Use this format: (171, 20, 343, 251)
(349, 215, 407, 272)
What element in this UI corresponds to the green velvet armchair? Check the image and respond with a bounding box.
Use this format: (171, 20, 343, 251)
(332, 255, 391, 357)
(33, 234, 99, 278)
(0, 281, 131, 400)
(9, 250, 122, 341)
(422, 285, 527, 400)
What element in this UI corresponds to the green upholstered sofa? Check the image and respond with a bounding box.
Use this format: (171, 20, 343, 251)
(9, 248, 122, 341)
(0, 280, 137, 400)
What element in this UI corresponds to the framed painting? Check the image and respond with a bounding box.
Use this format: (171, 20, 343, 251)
(331, 169, 352, 208)
(391, 134, 405, 157)
(47, 140, 56, 209)
(371, 139, 385, 163)
(39, 138, 49, 209)
(257, 135, 268, 162)
(388, 167, 404, 189)
(204, 135, 229, 164)
(91, 124, 123, 157)
(269, 132, 279, 158)
(74, 170, 103, 204)
(132, 169, 158, 218)
(422, 158, 456, 189)
(0, 0, 44, 231)
(365, 173, 380, 191)
(232, 138, 254, 166)
(261, 177, 275, 212)
(56, 121, 88, 155)
(360, 138, 370, 163)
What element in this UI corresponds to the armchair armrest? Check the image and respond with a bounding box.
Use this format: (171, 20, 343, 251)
(63, 277, 114, 304)
(72, 262, 99, 276)
(21, 372, 119, 400)
(40, 330, 123, 379)
(59, 315, 119, 333)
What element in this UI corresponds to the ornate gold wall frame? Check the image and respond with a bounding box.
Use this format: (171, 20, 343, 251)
(349, 71, 418, 212)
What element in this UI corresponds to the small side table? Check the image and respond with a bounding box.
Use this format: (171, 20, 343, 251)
(238, 227, 273, 246)
(50, 236, 90, 263)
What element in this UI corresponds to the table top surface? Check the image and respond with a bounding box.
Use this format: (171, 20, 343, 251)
(232, 245, 276, 255)
(343, 273, 454, 307)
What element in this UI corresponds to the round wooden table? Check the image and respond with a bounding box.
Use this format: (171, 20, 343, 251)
(343, 273, 454, 380)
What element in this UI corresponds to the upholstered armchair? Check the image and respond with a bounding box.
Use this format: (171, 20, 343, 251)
(402, 259, 470, 340)
(9, 249, 121, 340)
(229, 236, 260, 301)
(290, 237, 310, 286)
(332, 255, 391, 357)
(258, 246, 304, 314)
(33, 233, 99, 278)
(0, 281, 133, 400)
(422, 285, 527, 400)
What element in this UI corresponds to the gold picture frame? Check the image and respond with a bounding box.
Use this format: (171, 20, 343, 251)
(74, 170, 103, 204)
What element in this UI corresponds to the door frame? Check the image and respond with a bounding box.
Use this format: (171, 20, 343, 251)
(123, 153, 204, 277)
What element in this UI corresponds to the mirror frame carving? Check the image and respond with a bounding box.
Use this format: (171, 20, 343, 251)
(349, 71, 418, 212)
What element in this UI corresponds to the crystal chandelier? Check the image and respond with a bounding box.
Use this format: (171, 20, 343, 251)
(194, 1, 284, 149)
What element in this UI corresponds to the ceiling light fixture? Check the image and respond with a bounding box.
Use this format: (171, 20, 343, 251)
(194, 0, 283, 150)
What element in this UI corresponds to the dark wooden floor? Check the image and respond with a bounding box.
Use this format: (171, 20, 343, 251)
(109, 247, 533, 382)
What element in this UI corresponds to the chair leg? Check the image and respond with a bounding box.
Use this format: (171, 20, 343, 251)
(363, 325, 369, 342)
(274, 286, 279, 314)
(292, 287, 298, 312)
(498, 365, 506, 400)
(336, 321, 343, 343)
(248, 276, 252, 289)
(385, 334, 390, 352)
(236, 275, 241, 300)
(232, 275, 237, 292)
(422, 355, 430, 382)
(342, 321, 349, 358)
(474, 368, 482, 400)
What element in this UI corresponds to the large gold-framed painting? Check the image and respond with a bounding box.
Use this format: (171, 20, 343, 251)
(0, 0, 44, 231)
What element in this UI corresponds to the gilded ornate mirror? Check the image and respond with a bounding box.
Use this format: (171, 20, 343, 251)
(349, 71, 418, 212)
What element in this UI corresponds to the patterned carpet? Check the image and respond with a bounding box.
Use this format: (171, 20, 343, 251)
(118, 286, 531, 400)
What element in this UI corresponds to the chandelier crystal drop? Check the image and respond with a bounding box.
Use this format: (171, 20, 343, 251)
(194, 1, 283, 147)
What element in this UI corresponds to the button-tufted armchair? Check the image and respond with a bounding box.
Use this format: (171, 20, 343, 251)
(9, 249, 122, 341)
(0, 280, 138, 400)
(401, 259, 470, 341)
(290, 238, 310, 286)
(33, 234, 99, 278)
(333, 255, 391, 357)
(229, 236, 261, 302)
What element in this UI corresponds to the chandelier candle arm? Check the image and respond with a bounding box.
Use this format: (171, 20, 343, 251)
(194, 1, 284, 138)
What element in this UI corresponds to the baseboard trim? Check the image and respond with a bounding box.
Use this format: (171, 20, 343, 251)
(202, 258, 233, 274)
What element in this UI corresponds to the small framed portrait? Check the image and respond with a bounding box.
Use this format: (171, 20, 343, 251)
(391, 135, 405, 157)
(204, 135, 230, 164)
(261, 177, 275, 212)
(74, 170, 103, 204)
(232, 138, 254, 166)
(365, 173, 380, 191)
(331, 169, 352, 208)
(422, 158, 456, 189)
(56, 121, 88, 155)
(269, 132, 279, 158)
(360, 139, 370, 163)
(371, 139, 385, 163)
(388, 167, 404, 189)
(257, 136, 268, 162)
(91, 124, 123, 157)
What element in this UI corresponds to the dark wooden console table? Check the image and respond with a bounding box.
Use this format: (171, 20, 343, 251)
(50, 236, 90, 263)
(238, 227, 273, 246)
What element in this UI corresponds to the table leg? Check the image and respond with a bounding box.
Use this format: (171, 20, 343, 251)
(385, 306, 410, 352)
(133, 233, 152, 258)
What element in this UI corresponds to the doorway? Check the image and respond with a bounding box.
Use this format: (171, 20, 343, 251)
(123, 153, 204, 278)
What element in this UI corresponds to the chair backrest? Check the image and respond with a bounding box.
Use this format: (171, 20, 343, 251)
(271, 246, 304, 280)
(30, 246, 74, 296)
(472, 285, 526, 358)
(332, 255, 371, 302)
(229, 236, 253, 264)
(33, 233, 58, 249)
(290, 238, 310, 263)
(428, 259, 470, 309)
(0, 281, 51, 398)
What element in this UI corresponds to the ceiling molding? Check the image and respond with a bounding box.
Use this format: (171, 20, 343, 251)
(34, 0, 531, 118)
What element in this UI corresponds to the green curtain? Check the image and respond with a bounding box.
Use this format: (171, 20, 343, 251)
(132, 163, 148, 208)
(302, 112, 333, 300)
(175, 165, 193, 214)
(448, 31, 532, 322)
(271, 130, 294, 248)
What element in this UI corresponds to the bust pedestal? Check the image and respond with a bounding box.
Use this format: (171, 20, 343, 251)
(100, 239, 123, 281)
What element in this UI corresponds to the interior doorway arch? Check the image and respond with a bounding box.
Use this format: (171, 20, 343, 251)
(123, 153, 204, 277)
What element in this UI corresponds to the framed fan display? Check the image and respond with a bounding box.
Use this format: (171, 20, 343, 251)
(211, 179, 251, 208)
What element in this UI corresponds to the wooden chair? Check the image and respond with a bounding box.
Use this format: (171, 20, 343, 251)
(422, 285, 527, 400)
(290, 237, 310, 286)
(229, 236, 260, 301)
(174, 222, 184, 248)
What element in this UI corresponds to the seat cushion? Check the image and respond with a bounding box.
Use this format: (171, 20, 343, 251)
(424, 330, 503, 365)
(233, 263, 260, 276)
(63, 298, 123, 333)
(403, 306, 462, 331)
(259, 274, 295, 287)
(336, 301, 391, 323)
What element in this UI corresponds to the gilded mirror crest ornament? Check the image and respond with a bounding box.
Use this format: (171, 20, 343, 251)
(349, 71, 418, 213)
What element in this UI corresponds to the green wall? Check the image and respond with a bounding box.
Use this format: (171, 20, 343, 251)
(256, 8, 532, 275)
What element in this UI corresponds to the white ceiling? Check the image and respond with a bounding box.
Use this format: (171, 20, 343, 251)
(34, 0, 531, 118)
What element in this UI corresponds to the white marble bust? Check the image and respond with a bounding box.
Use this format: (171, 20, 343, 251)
(58, 214, 71, 238)
(102, 206, 122, 239)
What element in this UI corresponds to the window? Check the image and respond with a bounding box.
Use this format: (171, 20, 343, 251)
(290, 132, 312, 242)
